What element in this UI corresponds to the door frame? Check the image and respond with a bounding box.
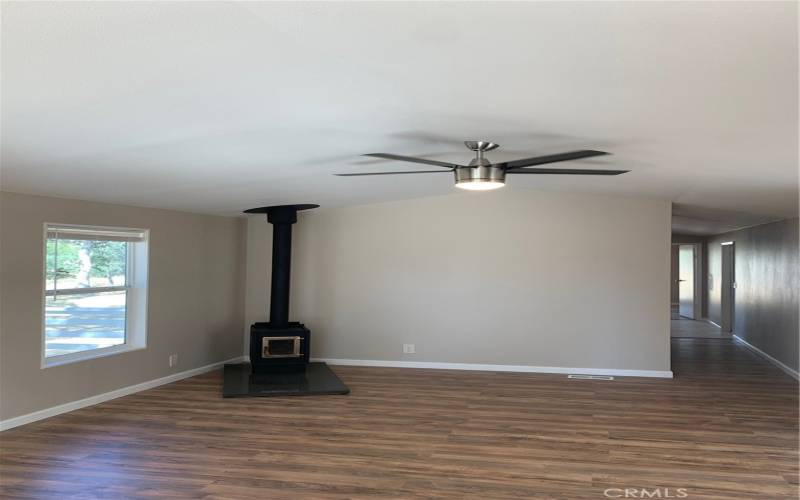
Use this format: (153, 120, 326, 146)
(720, 241, 735, 333)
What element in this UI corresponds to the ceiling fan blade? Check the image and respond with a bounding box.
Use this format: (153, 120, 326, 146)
(335, 170, 452, 176)
(364, 153, 461, 168)
(506, 167, 628, 175)
(497, 150, 610, 170)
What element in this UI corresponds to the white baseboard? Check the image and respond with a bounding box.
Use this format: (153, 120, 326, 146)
(732, 335, 799, 380)
(0, 355, 246, 432)
(313, 357, 673, 379)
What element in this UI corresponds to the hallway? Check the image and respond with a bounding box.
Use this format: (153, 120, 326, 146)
(670, 305, 731, 339)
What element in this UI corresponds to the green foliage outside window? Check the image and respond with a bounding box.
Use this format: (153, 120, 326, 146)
(46, 239, 80, 281)
(47, 238, 127, 287)
(88, 241, 127, 283)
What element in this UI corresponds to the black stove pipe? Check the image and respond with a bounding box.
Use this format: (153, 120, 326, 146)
(244, 204, 319, 329)
(267, 209, 293, 328)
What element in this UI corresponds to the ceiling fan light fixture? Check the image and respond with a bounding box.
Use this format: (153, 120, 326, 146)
(453, 164, 506, 191)
(454, 179, 505, 191)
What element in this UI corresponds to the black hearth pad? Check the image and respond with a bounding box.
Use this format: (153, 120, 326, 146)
(222, 362, 350, 398)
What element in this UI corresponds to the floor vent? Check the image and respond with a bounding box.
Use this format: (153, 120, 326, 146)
(568, 374, 615, 381)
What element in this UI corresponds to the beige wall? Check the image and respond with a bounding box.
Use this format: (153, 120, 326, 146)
(246, 189, 672, 372)
(0, 192, 246, 420)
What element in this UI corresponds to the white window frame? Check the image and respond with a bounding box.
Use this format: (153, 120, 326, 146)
(41, 223, 150, 369)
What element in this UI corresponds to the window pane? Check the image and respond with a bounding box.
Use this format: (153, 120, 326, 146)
(45, 290, 127, 358)
(46, 239, 127, 290)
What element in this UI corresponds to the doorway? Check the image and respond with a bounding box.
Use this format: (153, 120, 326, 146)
(677, 243, 701, 320)
(670, 241, 727, 339)
(720, 242, 735, 333)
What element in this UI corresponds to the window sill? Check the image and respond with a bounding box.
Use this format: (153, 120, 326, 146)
(42, 343, 146, 369)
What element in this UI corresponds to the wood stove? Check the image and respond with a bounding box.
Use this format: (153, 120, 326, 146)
(245, 204, 316, 373)
(250, 321, 309, 372)
(222, 203, 349, 397)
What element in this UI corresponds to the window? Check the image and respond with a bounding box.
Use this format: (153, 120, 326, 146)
(43, 224, 149, 368)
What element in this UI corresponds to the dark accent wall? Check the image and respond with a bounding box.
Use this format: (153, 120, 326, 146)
(670, 245, 679, 303)
(706, 218, 799, 371)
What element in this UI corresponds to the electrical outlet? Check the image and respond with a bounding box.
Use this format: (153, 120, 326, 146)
(403, 344, 415, 354)
(169, 354, 178, 367)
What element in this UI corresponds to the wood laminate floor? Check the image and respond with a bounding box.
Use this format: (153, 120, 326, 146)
(670, 305, 731, 339)
(671, 319, 730, 339)
(1, 339, 797, 499)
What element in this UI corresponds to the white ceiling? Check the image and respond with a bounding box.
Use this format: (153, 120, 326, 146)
(1, 2, 797, 233)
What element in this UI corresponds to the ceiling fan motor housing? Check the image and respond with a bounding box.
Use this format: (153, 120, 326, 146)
(454, 161, 506, 187)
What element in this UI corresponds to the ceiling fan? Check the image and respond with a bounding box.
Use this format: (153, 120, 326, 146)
(335, 141, 628, 191)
